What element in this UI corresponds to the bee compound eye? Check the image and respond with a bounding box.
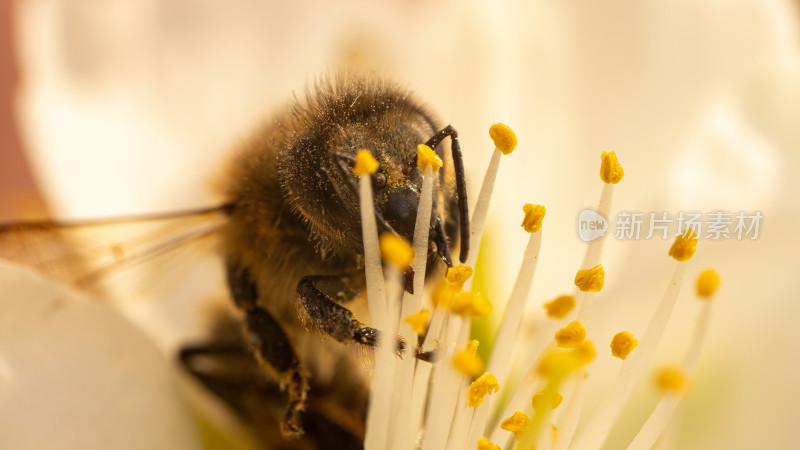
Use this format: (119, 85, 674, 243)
(374, 172, 387, 189)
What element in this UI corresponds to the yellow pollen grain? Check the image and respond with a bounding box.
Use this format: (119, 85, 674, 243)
(610, 331, 638, 360)
(379, 233, 414, 268)
(552, 424, 558, 443)
(467, 372, 500, 407)
(446, 264, 473, 289)
(600, 151, 624, 184)
(656, 366, 687, 392)
(555, 321, 586, 348)
(403, 309, 430, 336)
(477, 437, 501, 450)
(500, 411, 530, 440)
(544, 295, 575, 319)
(532, 390, 563, 413)
(669, 229, 698, 261)
(489, 123, 518, 155)
(416, 144, 443, 173)
(574, 264, 605, 292)
(453, 340, 483, 377)
(521, 204, 546, 233)
(353, 150, 378, 175)
(696, 269, 720, 298)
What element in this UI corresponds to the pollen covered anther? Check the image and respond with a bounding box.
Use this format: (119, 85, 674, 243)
(532, 390, 564, 412)
(669, 229, 698, 261)
(416, 144, 443, 173)
(353, 150, 379, 175)
(489, 123, 518, 155)
(451, 291, 492, 317)
(574, 264, 605, 292)
(403, 309, 430, 336)
(380, 234, 414, 268)
(544, 295, 575, 318)
(538, 350, 578, 380)
(477, 437, 501, 450)
(467, 372, 500, 407)
(574, 340, 596, 366)
(521, 204, 546, 233)
(696, 269, 720, 298)
(500, 411, 530, 440)
(610, 331, 638, 360)
(555, 321, 586, 348)
(600, 151, 624, 184)
(446, 264, 473, 290)
(656, 367, 687, 392)
(453, 340, 483, 377)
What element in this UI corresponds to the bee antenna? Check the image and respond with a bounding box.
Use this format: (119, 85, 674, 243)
(423, 125, 469, 263)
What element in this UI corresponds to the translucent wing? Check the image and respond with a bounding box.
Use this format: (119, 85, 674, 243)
(0, 205, 227, 289)
(0, 205, 232, 351)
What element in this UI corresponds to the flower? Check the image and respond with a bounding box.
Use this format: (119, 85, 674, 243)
(360, 127, 724, 449)
(5, 1, 799, 448)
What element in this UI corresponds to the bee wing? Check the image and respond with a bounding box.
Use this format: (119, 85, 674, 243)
(0, 207, 226, 289)
(0, 206, 231, 350)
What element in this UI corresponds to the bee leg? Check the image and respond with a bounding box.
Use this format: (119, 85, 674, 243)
(226, 260, 309, 438)
(297, 275, 436, 361)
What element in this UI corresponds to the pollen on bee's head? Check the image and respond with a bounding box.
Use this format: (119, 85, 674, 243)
(358, 124, 720, 450)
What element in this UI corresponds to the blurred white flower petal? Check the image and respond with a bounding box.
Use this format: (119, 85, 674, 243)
(0, 261, 200, 450)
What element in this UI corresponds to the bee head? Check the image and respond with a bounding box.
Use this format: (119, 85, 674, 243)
(278, 75, 465, 265)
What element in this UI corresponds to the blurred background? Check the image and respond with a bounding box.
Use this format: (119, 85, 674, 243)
(1, 0, 799, 449)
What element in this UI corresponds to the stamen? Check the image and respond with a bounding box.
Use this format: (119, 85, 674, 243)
(627, 269, 720, 449)
(480, 203, 545, 434)
(463, 124, 517, 279)
(610, 331, 639, 360)
(360, 149, 390, 449)
(392, 141, 439, 449)
(536, 152, 623, 449)
(451, 367, 497, 449)
(572, 236, 695, 450)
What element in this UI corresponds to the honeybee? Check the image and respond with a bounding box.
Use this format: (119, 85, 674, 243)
(0, 73, 469, 449)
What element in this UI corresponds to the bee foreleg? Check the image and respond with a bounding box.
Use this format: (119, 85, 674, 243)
(226, 259, 309, 438)
(297, 275, 434, 361)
